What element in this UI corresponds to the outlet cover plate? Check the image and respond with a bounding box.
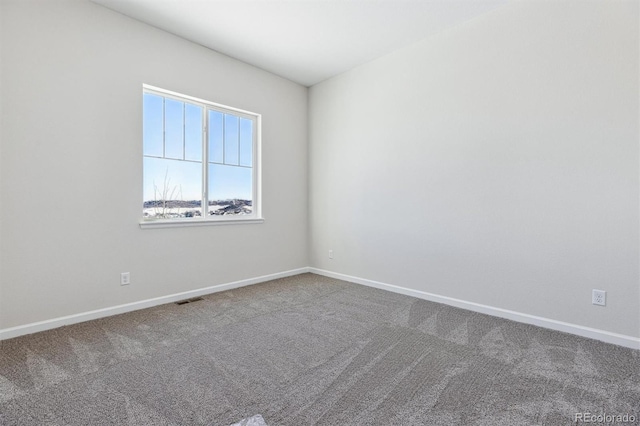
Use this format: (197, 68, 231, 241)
(121, 272, 131, 286)
(592, 289, 606, 306)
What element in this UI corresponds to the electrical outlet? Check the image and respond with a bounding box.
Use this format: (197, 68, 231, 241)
(328, 249, 333, 259)
(592, 289, 606, 306)
(121, 272, 131, 286)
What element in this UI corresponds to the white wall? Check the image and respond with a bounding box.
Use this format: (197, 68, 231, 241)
(0, 1, 3, 327)
(1, 0, 638, 343)
(309, 0, 639, 338)
(0, 0, 308, 329)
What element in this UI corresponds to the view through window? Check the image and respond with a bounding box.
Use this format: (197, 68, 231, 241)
(142, 86, 259, 222)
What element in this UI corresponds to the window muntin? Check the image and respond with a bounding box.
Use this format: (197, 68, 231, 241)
(142, 86, 259, 223)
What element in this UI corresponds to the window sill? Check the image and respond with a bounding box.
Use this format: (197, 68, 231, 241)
(139, 217, 264, 229)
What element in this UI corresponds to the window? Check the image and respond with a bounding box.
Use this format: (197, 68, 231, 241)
(141, 85, 261, 227)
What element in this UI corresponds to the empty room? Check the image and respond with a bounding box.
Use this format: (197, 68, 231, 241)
(0, 0, 638, 425)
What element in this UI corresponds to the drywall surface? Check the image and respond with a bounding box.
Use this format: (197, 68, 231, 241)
(0, 0, 308, 329)
(309, 0, 639, 338)
(0, 1, 4, 323)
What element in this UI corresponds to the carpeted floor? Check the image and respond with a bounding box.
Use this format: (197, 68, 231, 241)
(0, 273, 638, 425)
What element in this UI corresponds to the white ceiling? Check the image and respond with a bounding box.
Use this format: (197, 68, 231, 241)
(91, 0, 510, 87)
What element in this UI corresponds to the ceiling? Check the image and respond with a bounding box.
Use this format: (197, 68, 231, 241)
(91, 0, 510, 87)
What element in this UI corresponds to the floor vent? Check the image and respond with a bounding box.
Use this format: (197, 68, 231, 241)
(175, 297, 205, 305)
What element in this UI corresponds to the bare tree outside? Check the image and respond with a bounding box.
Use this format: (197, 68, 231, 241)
(152, 168, 180, 219)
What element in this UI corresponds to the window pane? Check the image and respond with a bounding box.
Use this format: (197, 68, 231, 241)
(142, 88, 260, 222)
(143, 157, 202, 219)
(185, 103, 202, 162)
(224, 114, 239, 165)
(239, 118, 253, 167)
(208, 110, 223, 164)
(143, 93, 163, 157)
(208, 164, 252, 216)
(165, 99, 184, 159)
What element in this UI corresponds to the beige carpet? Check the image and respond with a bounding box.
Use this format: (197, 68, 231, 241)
(1, 273, 638, 425)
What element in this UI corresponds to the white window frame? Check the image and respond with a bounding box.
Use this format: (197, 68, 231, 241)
(140, 84, 263, 229)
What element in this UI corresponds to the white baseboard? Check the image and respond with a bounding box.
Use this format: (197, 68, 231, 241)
(0, 267, 310, 341)
(309, 268, 640, 350)
(2, 266, 638, 350)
